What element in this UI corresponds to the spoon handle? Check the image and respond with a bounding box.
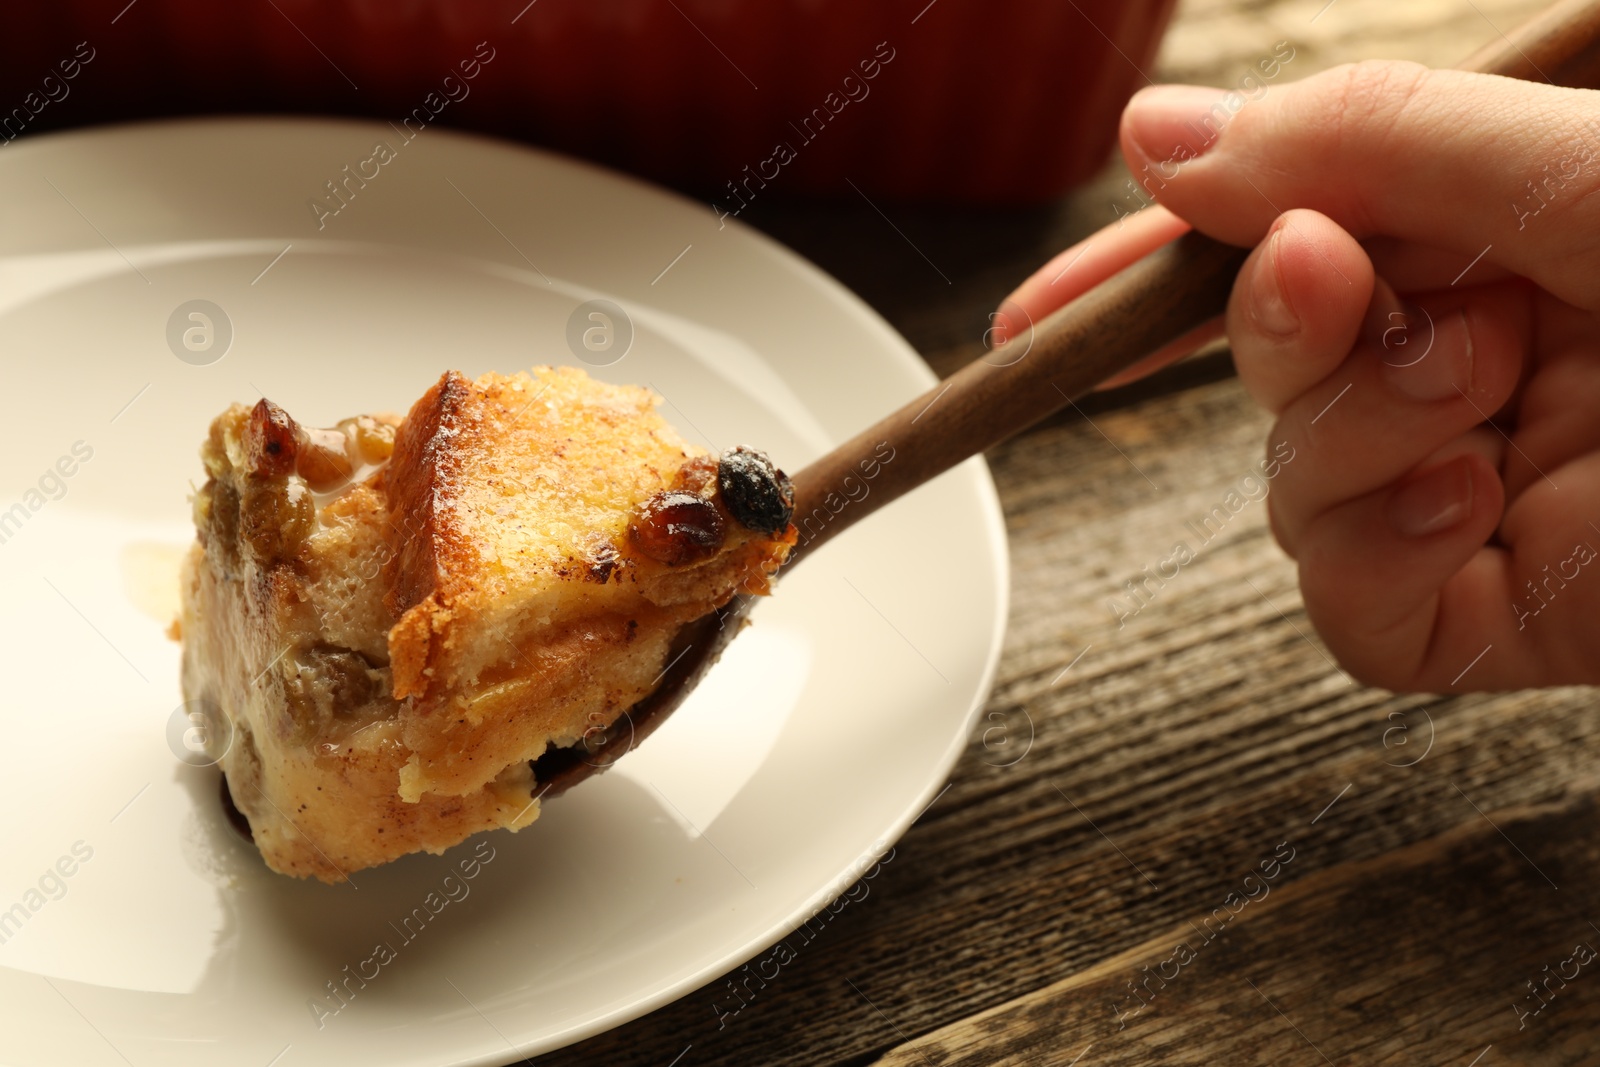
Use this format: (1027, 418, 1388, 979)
(787, 0, 1600, 564)
(788, 232, 1243, 561)
(1461, 0, 1600, 85)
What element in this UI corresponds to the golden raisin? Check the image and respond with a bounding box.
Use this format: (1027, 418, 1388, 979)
(629, 490, 725, 566)
(280, 645, 380, 743)
(671, 454, 719, 496)
(243, 398, 299, 479)
(297, 426, 355, 492)
(350, 416, 395, 465)
(205, 480, 241, 557)
(240, 480, 313, 562)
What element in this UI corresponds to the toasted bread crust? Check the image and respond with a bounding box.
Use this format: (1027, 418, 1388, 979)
(384, 369, 477, 684)
(384, 367, 709, 701)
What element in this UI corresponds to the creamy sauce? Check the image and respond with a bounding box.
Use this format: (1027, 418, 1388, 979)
(119, 540, 188, 628)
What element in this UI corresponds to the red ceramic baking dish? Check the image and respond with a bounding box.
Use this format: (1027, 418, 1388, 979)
(0, 0, 1176, 203)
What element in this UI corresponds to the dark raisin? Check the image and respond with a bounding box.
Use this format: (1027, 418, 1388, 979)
(717, 445, 794, 534)
(629, 490, 725, 565)
(243, 398, 300, 479)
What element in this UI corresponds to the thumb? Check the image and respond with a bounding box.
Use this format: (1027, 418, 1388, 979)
(1119, 62, 1600, 308)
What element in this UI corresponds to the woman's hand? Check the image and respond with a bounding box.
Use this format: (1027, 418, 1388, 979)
(997, 61, 1600, 692)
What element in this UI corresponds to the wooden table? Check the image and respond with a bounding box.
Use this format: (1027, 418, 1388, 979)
(534, 1, 1600, 1063)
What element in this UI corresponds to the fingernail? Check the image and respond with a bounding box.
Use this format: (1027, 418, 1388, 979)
(983, 300, 1036, 368)
(1386, 458, 1474, 538)
(1361, 280, 1425, 358)
(1125, 85, 1232, 164)
(1250, 228, 1298, 337)
(1381, 308, 1474, 402)
(988, 310, 1008, 347)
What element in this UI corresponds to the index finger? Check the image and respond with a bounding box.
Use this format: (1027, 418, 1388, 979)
(992, 206, 1225, 384)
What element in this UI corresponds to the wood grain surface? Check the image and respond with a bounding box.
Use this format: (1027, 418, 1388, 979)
(528, 1, 1598, 1064)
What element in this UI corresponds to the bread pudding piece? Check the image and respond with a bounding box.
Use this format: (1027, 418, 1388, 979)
(179, 366, 796, 882)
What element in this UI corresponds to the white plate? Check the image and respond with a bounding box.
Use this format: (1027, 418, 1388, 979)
(0, 118, 1007, 1066)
